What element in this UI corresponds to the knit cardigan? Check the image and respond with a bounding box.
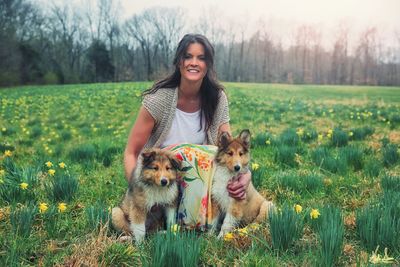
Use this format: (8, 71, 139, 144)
(142, 87, 230, 148)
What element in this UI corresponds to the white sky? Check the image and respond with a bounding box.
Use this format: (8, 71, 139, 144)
(119, 0, 400, 47)
(120, 0, 400, 27)
(39, 0, 400, 48)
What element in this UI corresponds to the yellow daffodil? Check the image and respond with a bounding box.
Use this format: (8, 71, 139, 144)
(224, 232, 234, 242)
(58, 162, 66, 169)
(39, 202, 49, 213)
(324, 178, 333, 186)
(170, 224, 181, 233)
(294, 204, 303, 214)
(310, 209, 321, 219)
(20, 182, 28, 190)
(265, 139, 271, 145)
(327, 133, 332, 139)
(45, 161, 53, 168)
(58, 203, 67, 213)
(48, 169, 56, 176)
(249, 223, 260, 230)
(237, 227, 248, 236)
(251, 163, 260, 171)
(327, 129, 333, 135)
(296, 128, 304, 137)
(318, 134, 323, 141)
(4, 150, 12, 157)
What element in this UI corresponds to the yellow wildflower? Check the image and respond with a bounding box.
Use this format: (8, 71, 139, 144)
(265, 139, 271, 145)
(0, 169, 5, 176)
(4, 150, 12, 157)
(349, 131, 353, 137)
(1, 127, 6, 132)
(329, 108, 334, 113)
(170, 224, 181, 233)
(310, 209, 320, 219)
(294, 204, 303, 214)
(249, 223, 260, 230)
(45, 161, 53, 168)
(48, 169, 56, 176)
(324, 178, 333, 186)
(39, 202, 49, 213)
(296, 128, 304, 137)
(58, 203, 67, 213)
(318, 134, 323, 141)
(58, 162, 66, 169)
(251, 163, 260, 171)
(20, 182, 28, 190)
(237, 227, 248, 236)
(327, 133, 332, 139)
(224, 232, 234, 242)
(327, 129, 333, 135)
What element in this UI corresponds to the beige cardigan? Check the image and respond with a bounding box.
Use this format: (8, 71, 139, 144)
(142, 87, 230, 148)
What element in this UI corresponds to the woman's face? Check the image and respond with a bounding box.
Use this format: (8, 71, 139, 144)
(179, 43, 207, 84)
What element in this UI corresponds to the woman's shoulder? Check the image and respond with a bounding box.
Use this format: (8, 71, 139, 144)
(143, 87, 176, 100)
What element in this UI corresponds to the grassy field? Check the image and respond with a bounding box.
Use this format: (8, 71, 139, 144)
(0, 82, 399, 266)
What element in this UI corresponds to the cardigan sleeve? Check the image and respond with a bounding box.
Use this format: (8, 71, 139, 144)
(142, 92, 164, 124)
(217, 90, 230, 125)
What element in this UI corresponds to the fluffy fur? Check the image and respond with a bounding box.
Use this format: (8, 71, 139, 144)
(210, 129, 275, 237)
(111, 148, 181, 243)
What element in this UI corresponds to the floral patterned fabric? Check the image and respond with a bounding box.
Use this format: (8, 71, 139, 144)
(164, 143, 218, 231)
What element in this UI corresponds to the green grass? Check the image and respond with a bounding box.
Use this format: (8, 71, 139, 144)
(0, 82, 399, 265)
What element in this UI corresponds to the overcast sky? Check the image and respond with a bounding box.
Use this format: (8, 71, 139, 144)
(120, 0, 400, 27)
(41, 0, 400, 47)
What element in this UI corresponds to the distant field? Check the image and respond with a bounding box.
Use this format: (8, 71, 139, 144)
(1, 82, 399, 266)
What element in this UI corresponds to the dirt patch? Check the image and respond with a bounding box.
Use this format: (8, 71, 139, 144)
(389, 131, 400, 144)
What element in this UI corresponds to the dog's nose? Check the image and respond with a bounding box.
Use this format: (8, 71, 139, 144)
(161, 178, 168, 186)
(234, 165, 241, 172)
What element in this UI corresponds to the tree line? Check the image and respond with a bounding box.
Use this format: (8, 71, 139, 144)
(1, 0, 399, 87)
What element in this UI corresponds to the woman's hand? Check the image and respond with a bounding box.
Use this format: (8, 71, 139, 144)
(227, 171, 251, 200)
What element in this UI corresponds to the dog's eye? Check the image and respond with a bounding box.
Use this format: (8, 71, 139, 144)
(166, 166, 171, 170)
(239, 152, 244, 156)
(228, 151, 234, 156)
(152, 166, 159, 171)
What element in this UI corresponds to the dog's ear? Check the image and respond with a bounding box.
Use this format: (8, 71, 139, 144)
(218, 132, 231, 149)
(239, 129, 251, 148)
(142, 150, 156, 167)
(169, 155, 182, 171)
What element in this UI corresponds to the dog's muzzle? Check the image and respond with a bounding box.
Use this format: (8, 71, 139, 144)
(160, 177, 168, 186)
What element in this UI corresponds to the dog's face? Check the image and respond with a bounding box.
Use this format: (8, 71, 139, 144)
(215, 129, 251, 174)
(141, 149, 181, 187)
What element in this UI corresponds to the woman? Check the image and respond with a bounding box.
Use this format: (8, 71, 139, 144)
(124, 33, 251, 228)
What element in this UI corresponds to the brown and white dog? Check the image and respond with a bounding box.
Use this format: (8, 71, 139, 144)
(111, 148, 181, 243)
(210, 129, 274, 238)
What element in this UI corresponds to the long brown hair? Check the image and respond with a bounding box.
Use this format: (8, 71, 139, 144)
(143, 33, 224, 132)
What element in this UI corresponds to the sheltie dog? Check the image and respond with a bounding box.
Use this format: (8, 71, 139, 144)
(210, 129, 274, 237)
(111, 148, 181, 243)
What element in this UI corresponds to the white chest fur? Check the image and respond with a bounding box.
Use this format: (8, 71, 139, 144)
(143, 185, 178, 210)
(212, 165, 234, 212)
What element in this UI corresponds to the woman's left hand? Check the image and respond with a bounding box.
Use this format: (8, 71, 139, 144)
(227, 171, 251, 200)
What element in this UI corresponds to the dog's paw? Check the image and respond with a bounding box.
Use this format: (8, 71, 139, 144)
(117, 235, 132, 243)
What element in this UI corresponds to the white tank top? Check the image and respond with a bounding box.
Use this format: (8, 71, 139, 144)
(161, 108, 206, 147)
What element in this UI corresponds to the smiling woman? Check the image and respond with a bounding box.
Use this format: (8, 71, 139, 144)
(120, 33, 252, 232)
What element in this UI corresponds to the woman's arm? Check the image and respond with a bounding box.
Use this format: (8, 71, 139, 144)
(124, 106, 155, 182)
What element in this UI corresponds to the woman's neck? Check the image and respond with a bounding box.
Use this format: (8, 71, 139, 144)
(179, 79, 202, 99)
